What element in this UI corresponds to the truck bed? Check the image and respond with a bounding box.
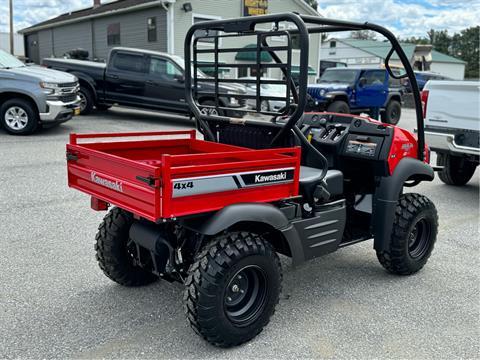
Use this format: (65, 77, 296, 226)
(67, 130, 300, 221)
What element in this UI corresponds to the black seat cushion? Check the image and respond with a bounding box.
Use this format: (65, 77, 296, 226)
(299, 166, 343, 199)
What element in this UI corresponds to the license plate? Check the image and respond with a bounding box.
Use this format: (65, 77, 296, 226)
(74, 107, 81, 116)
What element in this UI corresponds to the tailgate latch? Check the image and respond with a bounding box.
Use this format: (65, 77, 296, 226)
(136, 175, 160, 188)
(66, 152, 78, 161)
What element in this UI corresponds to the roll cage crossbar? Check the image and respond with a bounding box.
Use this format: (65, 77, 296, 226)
(184, 13, 425, 162)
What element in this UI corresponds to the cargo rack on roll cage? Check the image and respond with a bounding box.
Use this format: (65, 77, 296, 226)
(184, 13, 426, 161)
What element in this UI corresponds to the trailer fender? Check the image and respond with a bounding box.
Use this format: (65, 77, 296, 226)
(373, 157, 434, 252)
(181, 203, 305, 266)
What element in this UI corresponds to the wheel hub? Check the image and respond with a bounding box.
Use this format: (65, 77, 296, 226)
(224, 266, 267, 326)
(78, 92, 87, 112)
(4, 106, 28, 130)
(408, 218, 431, 259)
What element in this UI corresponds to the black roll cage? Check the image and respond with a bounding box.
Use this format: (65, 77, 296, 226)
(184, 13, 425, 162)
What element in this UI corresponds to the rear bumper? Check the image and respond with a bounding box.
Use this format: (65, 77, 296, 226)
(39, 97, 81, 123)
(425, 130, 480, 156)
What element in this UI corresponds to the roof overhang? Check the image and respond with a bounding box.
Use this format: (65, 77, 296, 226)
(19, 0, 176, 34)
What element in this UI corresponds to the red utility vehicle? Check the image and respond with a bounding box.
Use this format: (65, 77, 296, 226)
(67, 14, 438, 347)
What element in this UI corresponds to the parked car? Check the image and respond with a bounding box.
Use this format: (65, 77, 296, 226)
(240, 77, 288, 112)
(404, 71, 452, 92)
(43, 47, 246, 116)
(422, 80, 479, 185)
(0, 50, 80, 135)
(307, 68, 403, 124)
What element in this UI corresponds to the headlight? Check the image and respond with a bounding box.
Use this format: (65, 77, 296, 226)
(319, 89, 326, 96)
(39, 81, 58, 95)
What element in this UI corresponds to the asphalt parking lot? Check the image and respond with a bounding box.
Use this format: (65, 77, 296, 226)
(1, 107, 479, 359)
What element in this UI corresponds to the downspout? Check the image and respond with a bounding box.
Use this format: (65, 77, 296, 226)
(161, 1, 175, 54)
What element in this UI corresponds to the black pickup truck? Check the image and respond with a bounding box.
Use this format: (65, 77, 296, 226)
(43, 47, 246, 116)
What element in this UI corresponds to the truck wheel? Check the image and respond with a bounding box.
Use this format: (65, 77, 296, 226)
(78, 86, 94, 115)
(437, 153, 477, 186)
(327, 100, 349, 114)
(184, 231, 282, 347)
(0, 98, 39, 135)
(95, 207, 159, 286)
(381, 100, 401, 125)
(377, 193, 438, 275)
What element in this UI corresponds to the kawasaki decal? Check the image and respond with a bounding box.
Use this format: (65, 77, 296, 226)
(172, 168, 295, 198)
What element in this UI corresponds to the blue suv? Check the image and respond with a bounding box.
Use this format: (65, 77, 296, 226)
(307, 68, 403, 124)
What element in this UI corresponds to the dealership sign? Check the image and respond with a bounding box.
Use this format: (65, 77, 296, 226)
(243, 0, 268, 16)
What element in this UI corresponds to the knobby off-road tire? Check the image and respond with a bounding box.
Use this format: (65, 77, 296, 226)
(95, 207, 158, 286)
(184, 232, 282, 347)
(437, 153, 477, 186)
(377, 193, 438, 275)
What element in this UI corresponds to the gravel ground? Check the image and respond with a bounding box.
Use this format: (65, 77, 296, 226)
(1, 107, 478, 359)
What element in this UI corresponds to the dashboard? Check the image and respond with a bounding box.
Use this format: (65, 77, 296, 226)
(298, 113, 394, 172)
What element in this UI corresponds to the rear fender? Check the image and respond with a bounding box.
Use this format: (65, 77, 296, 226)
(180, 203, 305, 265)
(373, 157, 434, 252)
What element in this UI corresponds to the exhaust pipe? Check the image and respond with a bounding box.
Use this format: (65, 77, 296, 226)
(129, 222, 175, 274)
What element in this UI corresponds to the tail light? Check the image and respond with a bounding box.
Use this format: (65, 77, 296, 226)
(421, 90, 429, 119)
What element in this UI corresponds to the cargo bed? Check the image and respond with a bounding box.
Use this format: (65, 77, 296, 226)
(67, 130, 301, 221)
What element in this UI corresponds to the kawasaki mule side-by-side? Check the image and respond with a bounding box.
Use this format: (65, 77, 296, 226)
(66, 13, 438, 347)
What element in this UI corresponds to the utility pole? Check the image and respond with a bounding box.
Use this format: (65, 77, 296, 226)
(9, 0, 14, 55)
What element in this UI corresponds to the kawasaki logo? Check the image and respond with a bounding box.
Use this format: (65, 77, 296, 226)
(254, 172, 287, 183)
(91, 172, 123, 192)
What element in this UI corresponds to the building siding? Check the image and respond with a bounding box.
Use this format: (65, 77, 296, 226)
(320, 40, 382, 68)
(52, 22, 93, 59)
(26, 0, 317, 78)
(172, 0, 320, 80)
(38, 29, 53, 60)
(430, 62, 465, 80)
(92, 7, 167, 61)
(29, 6, 167, 63)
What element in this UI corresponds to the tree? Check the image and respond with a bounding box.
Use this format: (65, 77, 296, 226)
(432, 30, 450, 54)
(350, 30, 377, 40)
(401, 26, 479, 79)
(450, 26, 479, 79)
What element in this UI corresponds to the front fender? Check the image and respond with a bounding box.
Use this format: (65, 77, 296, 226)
(71, 72, 97, 100)
(373, 157, 434, 252)
(325, 91, 349, 103)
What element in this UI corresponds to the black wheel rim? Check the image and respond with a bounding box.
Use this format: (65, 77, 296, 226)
(224, 265, 267, 326)
(408, 217, 432, 259)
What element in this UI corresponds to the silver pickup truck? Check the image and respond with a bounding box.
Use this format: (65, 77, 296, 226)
(0, 50, 80, 135)
(423, 80, 479, 185)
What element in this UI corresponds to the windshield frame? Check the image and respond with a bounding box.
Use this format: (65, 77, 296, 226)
(319, 69, 358, 84)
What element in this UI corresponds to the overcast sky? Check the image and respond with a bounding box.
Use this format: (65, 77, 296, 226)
(0, 0, 479, 38)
